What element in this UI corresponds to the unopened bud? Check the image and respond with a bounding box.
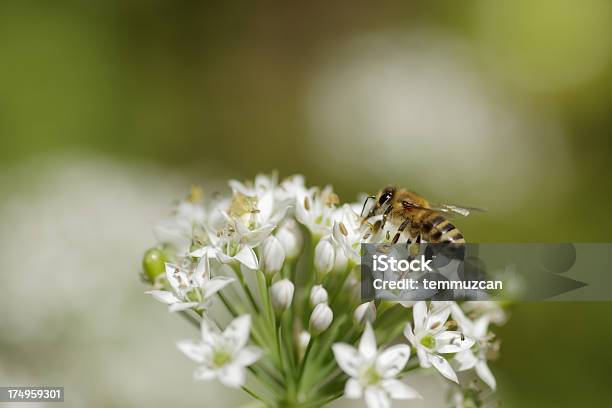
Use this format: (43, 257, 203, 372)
(298, 330, 311, 355)
(309, 303, 333, 336)
(314, 240, 335, 275)
(333, 247, 349, 273)
(142, 247, 167, 283)
(262, 235, 285, 278)
(354, 301, 377, 325)
(275, 219, 303, 260)
(270, 279, 294, 314)
(309, 285, 329, 307)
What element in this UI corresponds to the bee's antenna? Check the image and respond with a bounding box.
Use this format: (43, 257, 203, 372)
(360, 196, 376, 217)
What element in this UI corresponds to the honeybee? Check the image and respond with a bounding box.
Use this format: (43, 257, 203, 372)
(361, 186, 483, 245)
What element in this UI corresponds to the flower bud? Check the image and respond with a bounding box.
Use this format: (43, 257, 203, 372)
(309, 303, 333, 336)
(333, 246, 348, 273)
(314, 240, 335, 275)
(309, 285, 329, 307)
(275, 219, 303, 260)
(298, 330, 311, 356)
(270, 279, 294, 314)
(142, 247, 167, 283)
(261, 236, 285, 278)
(353, 301, 377, 325)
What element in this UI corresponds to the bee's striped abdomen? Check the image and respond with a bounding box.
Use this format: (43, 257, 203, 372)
(423, 213, 465, 243)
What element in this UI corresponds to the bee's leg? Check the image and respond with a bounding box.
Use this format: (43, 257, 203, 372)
(391, 219, 411, 244)
(380, 205, 393, 230)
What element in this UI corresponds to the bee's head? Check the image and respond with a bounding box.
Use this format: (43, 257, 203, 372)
(361, 186, 397, 219)
(377, 186, 396, 207)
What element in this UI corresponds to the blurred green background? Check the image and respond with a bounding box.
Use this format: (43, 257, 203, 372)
(1, 1, 612, 407)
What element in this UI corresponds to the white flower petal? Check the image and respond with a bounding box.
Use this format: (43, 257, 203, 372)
(193, 252, 211, 287)
(234, 246, 259, 270)
(473, 316, 490, 339)
(403, 323, 416, 345)
(193, 366, 217, 381)
(416, 347, 431, 368)
(358, 323, 378, 361)
(451, 303, 473, 333)
(475, 360, 497, 390)
(216, 251, 234, 264)
(376, 345, 411, 378)
(381, 379, 421, 400)
(258, 191, 274, 222)
(243, 224, 276, 247)
(413, 301, 427, 332)
(169, 302, 199, 312)
(177, 340, 205, 363)
(223, 315, 252, 350)
(202, 276, 235, 298)
(201, 318, 222, 345)
(430, 355, 458, 383)
(234, 346, 263, 366)
(218, 363, 246, 388)
(146, 290, 179, 305)
(364, 387, 391, 408)
(454, 350, 478, 371)
(427, 305, 451, 331)
(332, 343, 360, 377)
(435, 331, 475, 353)
(344, 378, 363, 399)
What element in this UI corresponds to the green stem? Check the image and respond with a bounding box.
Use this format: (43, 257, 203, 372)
(232, 263, 261, 313)
(217, 291, 238, 317)
(297, 337, 315, 390)
(241, 386, 271, 407)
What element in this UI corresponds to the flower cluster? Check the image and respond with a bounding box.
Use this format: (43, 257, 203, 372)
(141, 174, 507, 408)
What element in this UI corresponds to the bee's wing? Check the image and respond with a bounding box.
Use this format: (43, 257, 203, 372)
(427, 203, 487, 218)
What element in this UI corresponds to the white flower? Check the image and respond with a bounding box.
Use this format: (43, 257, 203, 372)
(154, 201, 205, 256)
(275, 218, 303, 260)
(330, 204, 365, 264)
(261, 235, 286, 278)
(309, 303, 333, 335)
(461, 301, 507, 326)
(332, 323, 420, 408)
(177, 315, 262, 388)
(295, 186, 338, 237)
(451, 304, 497, 390)
(270, 279, 294, 314)
(146, 253, 234, 312)
(228, 175, 289, 231)
(403, 301, 474, 383)
(191, 230, 261, 270)
(309, 285, 329, 307)
(314, 239, 335, 275)
(277, 174, 307, 202)
(229, 173, 278, 198)
(354, 301, 377, 325)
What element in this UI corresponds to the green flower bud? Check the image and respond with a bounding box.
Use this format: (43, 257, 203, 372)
(142, 247, 167, 283)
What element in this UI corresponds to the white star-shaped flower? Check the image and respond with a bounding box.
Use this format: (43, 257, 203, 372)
(404, 301, 474, 383)
(451, 304, 497, 390)
(295, 185, 338, 238)
(333, 323, 421, 408)
(177, 315, 262, 388)
(146, 253, 234, 312)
